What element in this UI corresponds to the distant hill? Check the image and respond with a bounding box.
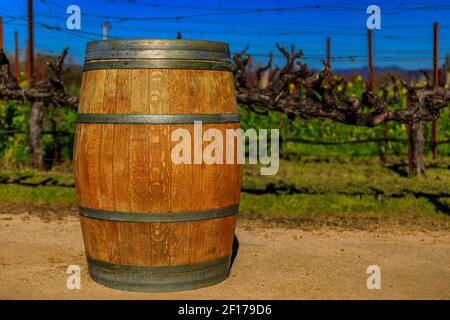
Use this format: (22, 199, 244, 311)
(334, 66, 428, 82)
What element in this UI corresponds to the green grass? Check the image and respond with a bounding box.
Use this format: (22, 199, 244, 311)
(243, 157, 450, 196)
(0, 158, 449, 229)
(0, 168, 74, 186)
(239, 157, 450, 228)
(240, 193, 449, 228)
(0, 184, 76, 207)
(0, 168, 75, 207)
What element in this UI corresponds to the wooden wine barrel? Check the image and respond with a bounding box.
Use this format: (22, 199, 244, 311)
(74, 39, 242, 292)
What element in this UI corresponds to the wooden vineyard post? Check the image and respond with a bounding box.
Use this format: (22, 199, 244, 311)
(14, 31, 20, 80)
(27, 0, 34, 84)
(102, 22, 109, 40)
(367, 29, 374, 91)
(431, 22, 438, 159)
(326, 37, 331, 66)
(25, 40, 30, 82)
(0, 17, 3, 50)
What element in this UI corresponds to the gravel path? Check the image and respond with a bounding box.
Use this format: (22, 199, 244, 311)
(0, 213, 449, 299)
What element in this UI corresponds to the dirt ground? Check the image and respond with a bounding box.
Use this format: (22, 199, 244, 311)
(0, 212, 449, 299)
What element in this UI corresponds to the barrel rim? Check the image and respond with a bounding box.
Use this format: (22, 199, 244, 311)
(86, 38, 230, 55)
(84, 39, 231, 71)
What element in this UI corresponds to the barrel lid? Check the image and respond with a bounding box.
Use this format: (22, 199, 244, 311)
(84, 39, 232, 72)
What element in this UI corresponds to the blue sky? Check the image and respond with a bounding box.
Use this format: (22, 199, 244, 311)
(1, 0, 450, 69)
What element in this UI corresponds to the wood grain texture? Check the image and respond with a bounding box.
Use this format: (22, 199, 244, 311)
(74, 68, 240, 267)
